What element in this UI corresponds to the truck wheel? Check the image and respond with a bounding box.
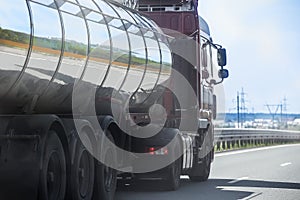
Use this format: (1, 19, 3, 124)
(70, 133, 95, 200)
(163, 157, 182, 191)
(163, 139, 182, 191)
(38, 131, 67, 200)
(93, 131, 117, 200)
(189, 143, 211, 182)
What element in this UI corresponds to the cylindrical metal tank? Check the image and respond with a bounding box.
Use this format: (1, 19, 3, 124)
(0, 0, 172, 114)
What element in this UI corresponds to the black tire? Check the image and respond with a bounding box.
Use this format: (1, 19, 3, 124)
(38, 131, 67, 200)
(189, 139, 212, 182)
(93, 131, 117, 200)
(70, 133, 95, 200)
(163, 138, 182, 191)
(163, 157, 182, 191)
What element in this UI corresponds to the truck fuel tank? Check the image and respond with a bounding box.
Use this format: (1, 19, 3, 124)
(0, 0, 172, 114)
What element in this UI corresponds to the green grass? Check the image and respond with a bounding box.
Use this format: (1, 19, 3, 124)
(215, 140, 300, 152)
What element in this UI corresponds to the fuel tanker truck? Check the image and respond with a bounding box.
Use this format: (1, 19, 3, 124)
(0, 0, 228, 199)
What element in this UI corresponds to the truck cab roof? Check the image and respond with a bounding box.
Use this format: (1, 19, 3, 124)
(199, 16, 210, 37)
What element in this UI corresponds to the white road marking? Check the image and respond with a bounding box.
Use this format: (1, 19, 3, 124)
(215, 144, 300, 157)
(31, 57, 47, 61)
(280, 162, 292, 167)
(228, 176, 249, 184)
(0, 51, 26, 58)
(239, 192, 262, 200)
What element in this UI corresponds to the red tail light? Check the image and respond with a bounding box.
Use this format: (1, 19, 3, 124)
(146, 146, 168, 155)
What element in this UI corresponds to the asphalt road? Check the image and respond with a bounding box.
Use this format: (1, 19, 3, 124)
(116, 144, 300, 200)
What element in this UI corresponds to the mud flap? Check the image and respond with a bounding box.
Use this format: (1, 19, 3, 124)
(0, 135, 41, 199)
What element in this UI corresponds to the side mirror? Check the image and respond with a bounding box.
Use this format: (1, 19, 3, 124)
(218, 69, 229, 79)
(218, 48, 227, 67)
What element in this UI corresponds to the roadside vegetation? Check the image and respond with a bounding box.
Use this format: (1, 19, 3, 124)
(0, 27, 171, 71)
(215, 139, 299, 152)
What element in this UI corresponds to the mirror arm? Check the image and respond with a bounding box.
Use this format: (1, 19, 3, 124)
(213, 43, 223, 49)
(214, 78, 224, 85)
(189, 29, 199, 37)
(204, 78, 224, 86)
(210, 43, 222, 49)
(205, 79, 210, 85)
(216, 67, 229, 85)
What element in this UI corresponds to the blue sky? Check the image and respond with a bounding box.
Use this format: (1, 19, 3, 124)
(199, 0, 300, 113)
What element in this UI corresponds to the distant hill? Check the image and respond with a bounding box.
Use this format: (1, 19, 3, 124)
(218, 113, 300, 122)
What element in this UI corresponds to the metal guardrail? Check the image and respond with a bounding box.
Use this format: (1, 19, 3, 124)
(214, 128, 300, 150)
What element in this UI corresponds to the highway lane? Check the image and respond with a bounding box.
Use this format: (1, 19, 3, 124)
(116, 144, 300, 200)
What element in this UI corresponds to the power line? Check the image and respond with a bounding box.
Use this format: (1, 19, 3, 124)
(240, 88, 248, 127)
(232, 88, 249, 128)
(265, 97, 288, 129)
